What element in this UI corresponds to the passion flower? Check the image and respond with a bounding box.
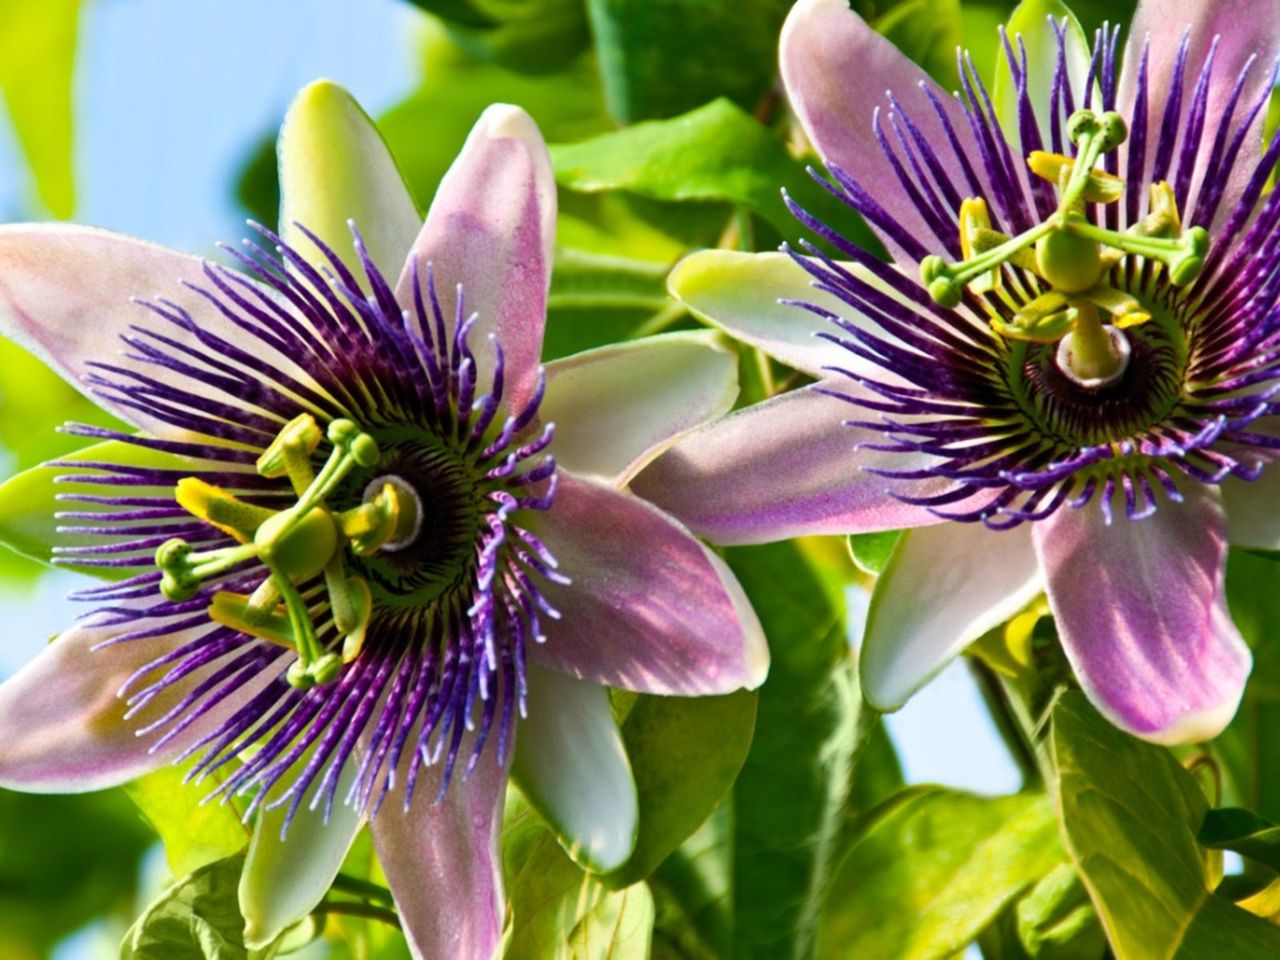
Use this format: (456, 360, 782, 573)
(0, 82, 766, 958)
(635, 0, 1280, 745)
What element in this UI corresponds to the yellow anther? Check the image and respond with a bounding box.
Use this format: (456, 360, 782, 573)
(1026, 152, 1124, 205)
(175, 477, 273, 543)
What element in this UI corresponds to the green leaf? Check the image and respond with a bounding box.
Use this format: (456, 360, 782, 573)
(1217, 549, 1280, 821)
(122, 852, 267, 960)
(847, 530, 902, 577)
(0, 0, 78, 217)
(550, 98, 881, 251)
(550, 249, 672, 312)
(412, 0, 591, 74)
(819, 787, 1065, 960)
(650, 805, 733, 958)
(1199, 807, 1280, 874)
(1052, 690, 1280, 959)
(0, 787, 152, 957)
(725, 540, 857, 960)
(504, 793, 655, 959)
(1014, 863, 1107, 960)
(585, 0, 789, 123)
(873, 0, 962, 90)
(605, 689, 757, 888)
(0, 438, 188, 578)
(125, 763, 250, 879)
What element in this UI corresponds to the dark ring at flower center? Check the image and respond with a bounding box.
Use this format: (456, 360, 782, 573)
(342, 428, 482, 609)
(1010, 299, 1185, 447)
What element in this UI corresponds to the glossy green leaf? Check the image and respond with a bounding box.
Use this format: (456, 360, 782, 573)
(550, 249, 671, 312)
(585, 0, 789, 123)
(1052, 691, 1280, 959)
(412, 0, 591, 73)
(847, 531, 903, 577)
(819, 787, 1065, 960)
(726, 540, 857, 960)
(0, 787, 151, 957)
(504, 793, 655, 959)
(0, 0, 78, 217)
(125, 763, 250, 879)
(605, 689, 757, 888)
(1199, 807, 1280, 874)
(0, 438, 190, 578)
(121, 851, 282, 960)
(550, 98, 881, 250)
(1014, 863, 1107, 960)
(874, 0, 962, 89)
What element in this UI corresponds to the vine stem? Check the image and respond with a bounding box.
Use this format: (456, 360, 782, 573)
(330, 873, 397, 906)
(314, 900, 402, 930)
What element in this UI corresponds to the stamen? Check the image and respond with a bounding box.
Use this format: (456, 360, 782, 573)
(155, 413, 400, 690)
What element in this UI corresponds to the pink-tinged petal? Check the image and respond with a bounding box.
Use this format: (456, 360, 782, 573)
(0, 603, 274, 792)
(512, 666, 637, 873)
(1033, 485, 1251, 745)
(370, 732, 509, 960)
(278, 80, 422, 277)
(0, 224, 309, 438)
(860, 522, 1042, 712)
(668, 250, 852, 378)
(540, 331, 737, 485)
(779, 0, 975, 266)
(526, 471, 768, 696)
(240, 764, 363, 949)
(394, 104, 555, 414)
(1117, 0, 1280, 230)
(630, 381, 953, 546)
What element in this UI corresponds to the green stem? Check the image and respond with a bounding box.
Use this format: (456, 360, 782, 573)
(314, 900, 401, 929)
(967, 660, 1043, 790)
(331, 873, 397, 907)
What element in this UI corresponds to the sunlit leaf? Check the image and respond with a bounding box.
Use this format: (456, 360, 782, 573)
(819, 787, 1065, 959)
(0, 0, 79, 217)
(1053, 691, 1280, 959)
(585, 0, 789, 123)
(125, 763, 250, 878)
(550, 99, 880, 251)
(725, 539, 857, 960)
(605, 689, 757, 888)
(410, 0, 591, 73)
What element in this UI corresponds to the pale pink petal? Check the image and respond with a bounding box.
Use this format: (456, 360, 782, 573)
(540, 331, 738, 485)
(1033, 485, 1250, 745)
(779, 0, 977, 266)
(394, 104, 555, 415)
(860, 523, 1042, 711)
(370, 732, 509, 960)
(512, 666, 637, 873)
(0, 602, 276, 792)
(630, 381, 953, 546)
(1117, 0, 1280, 230)
(526, 471, 768, 696)
(0, 224, 314, 438)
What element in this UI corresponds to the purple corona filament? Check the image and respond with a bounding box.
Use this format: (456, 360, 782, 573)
(787, 21, 1280, 528)
(48, 222, 562, 831)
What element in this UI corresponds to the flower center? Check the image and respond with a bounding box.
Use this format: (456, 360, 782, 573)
(155, 413, 424, 689)
(920, 108, 1210, 387)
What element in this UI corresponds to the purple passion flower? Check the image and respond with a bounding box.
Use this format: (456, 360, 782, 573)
(635, 0, 1280, 745)
(0, 82, 766, 958)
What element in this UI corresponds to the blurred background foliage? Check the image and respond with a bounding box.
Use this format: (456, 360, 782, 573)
(11, 1, 1280, 959)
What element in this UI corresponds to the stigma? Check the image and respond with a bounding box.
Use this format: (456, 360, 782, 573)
(919, 108, 1210, 385)
(155, 413, 421, 690)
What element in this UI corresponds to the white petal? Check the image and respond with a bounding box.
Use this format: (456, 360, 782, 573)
(512, 666, 638, 873)
(860, 522, 1042, 711)
(541, 332, 737, 484)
